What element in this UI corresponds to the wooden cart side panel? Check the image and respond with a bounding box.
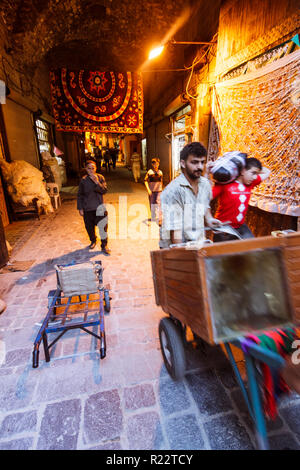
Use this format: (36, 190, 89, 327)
(284, 232, 300, 243)
(201, 235, 280, 257)
(163, 300, 195, 330)
(159, 248, 197, 260)
(162, 249, 212, 344)
(196, 253, 215, 344)
(164, 275, 212, 341)
(150, 251, 167, 307)
(163, 277, 202, 302)
(162, 259, 199, 273)
(166, 304, 211, 344)
(283, 233, 300, 323)
(166, 287, 201, 308)
(162, 268, 199, 283)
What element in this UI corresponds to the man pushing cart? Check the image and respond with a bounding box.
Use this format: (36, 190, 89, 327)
(154, 142, 300, 450)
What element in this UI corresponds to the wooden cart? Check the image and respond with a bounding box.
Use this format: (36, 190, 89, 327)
(151, 231, 300, 449)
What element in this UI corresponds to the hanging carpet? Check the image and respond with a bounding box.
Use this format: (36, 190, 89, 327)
(50, 69, 143, 134)
(208, 49, 300, 217)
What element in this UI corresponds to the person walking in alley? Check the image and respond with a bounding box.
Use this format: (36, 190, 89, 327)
(131, 147, 141, 183)
(103, 148, 111, 173)
(208, 156, 271, 242)
(77, 159, 110, 254)
(159, 142, 223, 248)
(94, 146, 103, 173)
(144, 158, 163, 224)
(110, 146, 118, 169)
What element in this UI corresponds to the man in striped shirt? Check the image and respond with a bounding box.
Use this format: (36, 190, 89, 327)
(159, 142, 222, 249)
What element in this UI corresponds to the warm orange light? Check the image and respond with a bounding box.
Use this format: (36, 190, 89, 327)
(148, 45, 164, 60)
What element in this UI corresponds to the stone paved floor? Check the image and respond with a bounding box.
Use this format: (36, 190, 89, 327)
(0, 166, 300, 450)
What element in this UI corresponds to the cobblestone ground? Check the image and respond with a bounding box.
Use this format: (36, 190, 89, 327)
(0, 166, 300, 450)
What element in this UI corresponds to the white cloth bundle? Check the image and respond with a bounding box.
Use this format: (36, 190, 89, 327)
(210, 151, 247, 184)
(41, 152, 62, 189)
(0, 159, 53, 214)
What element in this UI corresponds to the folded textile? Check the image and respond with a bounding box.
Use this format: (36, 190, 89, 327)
(55, 262, 100, 296)
(246, 327, 300, 419)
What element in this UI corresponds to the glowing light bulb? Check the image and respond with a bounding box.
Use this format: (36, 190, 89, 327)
(148, 45, 164, 60)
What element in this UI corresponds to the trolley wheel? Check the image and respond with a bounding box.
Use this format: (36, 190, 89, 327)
(104, 289, 110, 313)
(159, 317, 186, 381)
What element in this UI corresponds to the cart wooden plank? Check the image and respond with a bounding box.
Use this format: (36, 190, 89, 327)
(163, 259, 199, 273)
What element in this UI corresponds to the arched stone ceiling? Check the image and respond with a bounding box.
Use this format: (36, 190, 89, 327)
(0, 0, 221, 116)
(0, 0, 193, 70)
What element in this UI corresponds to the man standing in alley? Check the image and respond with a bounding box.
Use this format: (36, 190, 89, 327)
(131, 147, 142, 183)
(110, 146, 118, 170)
(103, 148, 111, 173)
(159, 142, 223, 248)
(94, 146, 103, 173)
(77, 159, 110, 255)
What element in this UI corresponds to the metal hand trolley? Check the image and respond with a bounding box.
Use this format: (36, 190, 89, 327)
(32, 260, 111, 368)
(151, 231, 300, 450)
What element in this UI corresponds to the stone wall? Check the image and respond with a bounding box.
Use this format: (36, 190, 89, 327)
(216, 0, 300, 76)
(0, 27, 54, 168)
(144, 0, 298, 231)
(210, 0, 299, 232)
(0, 23, 84, 177)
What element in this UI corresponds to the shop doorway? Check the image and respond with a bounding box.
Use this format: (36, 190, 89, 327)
(171, 134, 185, 179)
(35, 118, 53, 156)
(171, 105, 190, 180)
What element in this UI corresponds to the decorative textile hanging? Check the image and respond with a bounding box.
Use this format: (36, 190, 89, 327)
(50, 69, 143, 134)
(208, 50, 300, 217)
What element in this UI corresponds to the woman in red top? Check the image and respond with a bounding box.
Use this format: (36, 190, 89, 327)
(211, 157, 271, 242)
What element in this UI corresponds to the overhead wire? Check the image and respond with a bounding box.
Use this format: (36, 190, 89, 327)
(184, 32, 218, 100)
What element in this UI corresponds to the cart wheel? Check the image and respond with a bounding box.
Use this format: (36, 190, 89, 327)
(104, 289, 110, 313)
(159, 317, 186, 381)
